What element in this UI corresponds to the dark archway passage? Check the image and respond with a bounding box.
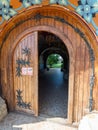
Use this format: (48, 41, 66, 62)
(38, 31, 69, 118)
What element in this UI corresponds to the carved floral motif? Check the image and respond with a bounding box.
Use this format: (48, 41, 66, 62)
(76, 0, 98, 35)
(0, 0, 17, 24)
(19, 0, 42, 8)
(16, 89, 31, 109)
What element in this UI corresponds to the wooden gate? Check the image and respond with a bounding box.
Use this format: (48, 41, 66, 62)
(13, 32, 38, 115)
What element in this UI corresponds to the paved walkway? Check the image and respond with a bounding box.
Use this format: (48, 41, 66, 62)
(39, 68, 68, 118)
(0, 112, 68, 130)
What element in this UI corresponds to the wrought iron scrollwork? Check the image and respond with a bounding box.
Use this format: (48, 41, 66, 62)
(16, 89, 31, 109)
(16, 47, 31, 77)
(89, 49, 95, 112)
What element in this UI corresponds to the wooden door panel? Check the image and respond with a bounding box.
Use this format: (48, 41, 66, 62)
(13, 32, 38, 115)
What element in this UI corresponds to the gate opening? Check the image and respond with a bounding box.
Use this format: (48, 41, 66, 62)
(38, 31, 69, 118)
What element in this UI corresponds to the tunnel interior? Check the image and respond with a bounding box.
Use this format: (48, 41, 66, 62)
(38, 31, 69, 118)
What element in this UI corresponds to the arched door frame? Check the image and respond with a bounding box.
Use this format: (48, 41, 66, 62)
(40, 47, 68, 58)
(7, 26, 75, 123)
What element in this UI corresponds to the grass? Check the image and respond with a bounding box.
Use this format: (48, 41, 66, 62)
(48, 63, 62, 68)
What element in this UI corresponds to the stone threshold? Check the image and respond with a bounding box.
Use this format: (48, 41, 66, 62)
(39, 113, 78, 130)
(0, 97, 7, 122)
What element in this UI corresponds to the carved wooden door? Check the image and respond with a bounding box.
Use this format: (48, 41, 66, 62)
(13, 32, 38, 115)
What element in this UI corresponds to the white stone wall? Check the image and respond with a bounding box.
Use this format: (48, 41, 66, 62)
(0, 97, 7, 121)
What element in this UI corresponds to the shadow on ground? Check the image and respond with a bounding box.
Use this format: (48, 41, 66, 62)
(0, 112, 67, 130)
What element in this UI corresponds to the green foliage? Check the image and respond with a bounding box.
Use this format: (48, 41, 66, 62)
(51, 63, 62, 68)
(47, 54, 59, 67)
(47, 54, 62, 68)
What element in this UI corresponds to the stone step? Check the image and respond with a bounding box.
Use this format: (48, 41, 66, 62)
(0, 97, 7, 121)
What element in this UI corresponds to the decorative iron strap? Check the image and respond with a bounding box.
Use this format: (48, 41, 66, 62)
(16, 89, 31, 109)
(16, 47, 31, 77)
(1, 13, 95, 111)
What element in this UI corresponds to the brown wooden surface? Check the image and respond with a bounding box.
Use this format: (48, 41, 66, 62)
(0, 6, 97, 124)
(13, 32, 38, 115)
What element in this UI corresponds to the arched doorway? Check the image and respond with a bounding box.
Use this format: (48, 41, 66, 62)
(0, 5, 95, 124)
(38, 31, 69, 118)
(10, 26, 74, 123)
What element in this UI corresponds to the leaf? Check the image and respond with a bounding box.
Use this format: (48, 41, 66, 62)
(58, 0, 68, 6)
(22, 47, 31, 56)
(92, 2, 98, 13)
(27, 102, 31, 109)
(16, 89, 22, 95)
(32, 0, 42, 4)
(76, 5, 84, 16)
(2, 14, 10, 20)
(50, 0, 57, 4)
(26, 60, 30, 66)
(16, 66, 21, 76)
(16, 58, 21, 65)
(9, 8, 17, 16)
(2, 0, 10, 8)
(23, 0, 31, 8)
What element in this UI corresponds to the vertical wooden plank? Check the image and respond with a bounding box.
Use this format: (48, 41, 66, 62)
(67, 17, 73, 42)
(47, 10, 55, 27)
(70, 19, 77, 123)
(73, 30, 81, 122)
(58, 14, 64, 32)
(43, 11, 48, 26)
(54, 12, 61, 31)
(67, 18, 76, 123)
(83, 47, 90, 115)
(33, 31, 38, 116)
(67, 53, 75, 123)
(7, 34, 14, 110)
(63, 15, 68, 35)
(78, 38, 85, 121)
(28, 35, 31, 107)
